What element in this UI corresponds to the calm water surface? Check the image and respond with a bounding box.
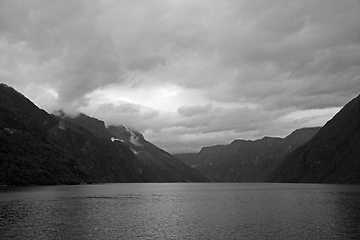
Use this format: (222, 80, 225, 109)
(1, 183, 360, 239)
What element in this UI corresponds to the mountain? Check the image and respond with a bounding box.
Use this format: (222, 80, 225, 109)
(0, 83, 208, 185)
(175, 127, 320, 182)
(65, 114, 208, 182)
(270, 94, 360, 183)
(107, 126, 208, 182)
(0, 83, 144, 185)
(0, 84, 78, 185)
(173, 153, 198, 166)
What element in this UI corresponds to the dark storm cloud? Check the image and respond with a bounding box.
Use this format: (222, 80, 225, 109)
(211, 0, 360, 109)
(1, 0, 359, 153)
(0, 0, 122, 105)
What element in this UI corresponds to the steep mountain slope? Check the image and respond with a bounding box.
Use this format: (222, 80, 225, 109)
(0, 83, 144, 185)
(107, 126, 208, 182)
(270, 94, 360, 183)
(66, 115, 208, 182)
(173, 153, 198, 166)
(0, 84, 80, 185)
(0, 83, 208, 185)
(49, 116, 144, 183)
(176, 127, 320, 182)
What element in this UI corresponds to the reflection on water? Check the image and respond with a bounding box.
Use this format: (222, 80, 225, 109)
(1, 183, 360, 239)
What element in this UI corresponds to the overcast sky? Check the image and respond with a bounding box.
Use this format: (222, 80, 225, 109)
(1, 0, 360, 153)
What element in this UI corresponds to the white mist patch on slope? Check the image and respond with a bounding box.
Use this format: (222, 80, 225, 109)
(111, 137, 124, 143)
(125, 126, 143, 147)
(130, 148, 139, 155)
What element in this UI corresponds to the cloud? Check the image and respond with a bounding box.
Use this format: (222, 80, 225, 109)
(209, 0, 360, 109)
(0, 0, 359, 153)
(88, 102, 159, 131)
(0, 0, 123, 106)
(177, 103, 213, 117)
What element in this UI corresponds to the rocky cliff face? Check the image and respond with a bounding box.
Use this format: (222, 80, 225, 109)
(0, 83, 208, 185)
(175, 127, 320, 182)
(270, 94, 360, 183)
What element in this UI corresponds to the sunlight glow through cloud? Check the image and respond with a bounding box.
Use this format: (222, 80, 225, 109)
(1, 0, 359, 153)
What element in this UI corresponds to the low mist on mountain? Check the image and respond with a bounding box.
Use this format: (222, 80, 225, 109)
(0, 83, 207, 185)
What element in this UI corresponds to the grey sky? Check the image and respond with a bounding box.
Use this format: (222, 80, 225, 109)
(1, 0, 359, 153)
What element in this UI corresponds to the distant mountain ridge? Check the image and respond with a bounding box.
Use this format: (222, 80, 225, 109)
(176, 93, 360, 184)
(270, 93, 360, 183)
(67, 114, 208, 182)
(0, 83, 208, 185)
(3, 82, 359, 185)
(175, 127, 320, 182)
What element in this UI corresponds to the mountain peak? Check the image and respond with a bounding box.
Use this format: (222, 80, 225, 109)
(63, 113, 109, 139)
(0, 83, 26, 102)
(199, 144, 225, 154)
(74, 113, 106, 127)
(0, 83, 11, 88)
(260, 136, 282, 141)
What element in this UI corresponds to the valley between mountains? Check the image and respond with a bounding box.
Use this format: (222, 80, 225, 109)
(1, 83, 359, 185)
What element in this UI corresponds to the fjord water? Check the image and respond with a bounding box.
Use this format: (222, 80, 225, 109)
(1, 183, 360, 239)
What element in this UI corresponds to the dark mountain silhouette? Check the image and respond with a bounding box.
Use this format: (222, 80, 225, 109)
(0, 83, 208, 185)
(174, 153, 197, 166)
(270, 93, 360, 183)
(0, 83, 144, 185)
(174, 127, 320, 182)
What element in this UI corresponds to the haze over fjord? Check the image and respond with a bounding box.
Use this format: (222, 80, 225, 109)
(1, 0, 359, 153)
